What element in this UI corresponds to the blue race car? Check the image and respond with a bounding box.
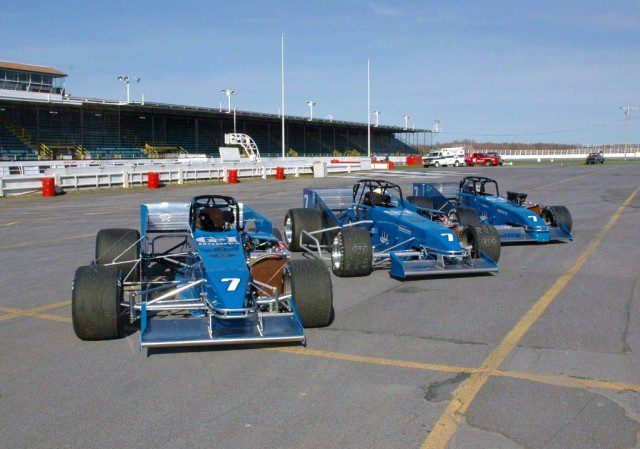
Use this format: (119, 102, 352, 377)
(283, 179, 500, 280)
(72, 195, 333, 348)
(412, 176, 573, 243)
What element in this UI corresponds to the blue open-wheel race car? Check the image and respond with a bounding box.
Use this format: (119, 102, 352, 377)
(71, 195, 333, 349)
(412, 176, 573, 243)
(283, 179, 500, 280)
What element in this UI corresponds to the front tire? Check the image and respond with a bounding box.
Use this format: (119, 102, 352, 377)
(454, 160, 460, 167)
(460, 224, 501, 262)
(542, 206, 572, 232)
(284, 208, 323, 252)
(434, 161, 440, 167)
(286, 259, 333, 328)
(485, 161, 491, 166)
(331, 227, 373, 277)
(72, 265, 124, 340)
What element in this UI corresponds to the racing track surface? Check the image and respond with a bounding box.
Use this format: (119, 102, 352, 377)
(1, 163, 639, 449)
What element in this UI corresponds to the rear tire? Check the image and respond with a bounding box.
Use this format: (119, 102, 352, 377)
(451, 206, 481, 226)
(434, 161, 440, 167)
(454, 160, 460, 167)
(542, 206, 572, 233)
(485, 161, 491, 166)
(72, 265, 124, 340)
(284, 208, 323, 252)
(460, 224, 501, 262)
(95, 228, 140, 280)
(406, 196, 433, 209)
(287, 259, 333, 328)
(331, 227, 373, 277)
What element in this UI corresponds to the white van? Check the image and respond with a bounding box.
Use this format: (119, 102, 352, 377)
(422, 146, 466, 167)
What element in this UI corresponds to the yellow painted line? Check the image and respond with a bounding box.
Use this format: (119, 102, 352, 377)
(0, 305, 71, 323)
(0, 221, 21, 227)
(85, 210, 124, 216)
(268, 347, 475, 374)
(0, 233, 94, 250)
(421, 185, 640, 449)
(268, 347, 640, 393)
(0, 299, 71, 321)
(529, 173, 589, 191)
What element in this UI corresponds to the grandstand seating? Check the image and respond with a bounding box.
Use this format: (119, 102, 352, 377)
(0, 102, 416, 160)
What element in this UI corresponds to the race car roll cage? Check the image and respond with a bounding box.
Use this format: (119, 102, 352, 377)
(459, 176, 500, 197)
(95, 197, 300, 345)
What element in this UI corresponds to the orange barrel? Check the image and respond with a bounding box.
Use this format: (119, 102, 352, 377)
(275, 167, 286, 180)
(147, 172, 160, 189)
(228, 169, 239, 184)
(41, 177, 56, 197)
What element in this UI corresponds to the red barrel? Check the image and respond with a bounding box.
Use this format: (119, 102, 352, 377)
(41, 177, 56, 197)
(147, 172, 160, 189)
(228, 169, 239, 184)
(388, 161, 395, 170)
(275, 167, 286, 180)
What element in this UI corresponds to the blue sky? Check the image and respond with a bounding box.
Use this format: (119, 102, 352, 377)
(1, 0, 639, 144)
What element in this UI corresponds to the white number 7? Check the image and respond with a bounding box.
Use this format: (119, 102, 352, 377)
(221, 278, 241, 291)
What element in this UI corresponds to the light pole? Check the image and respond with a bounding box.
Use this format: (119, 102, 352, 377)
(403, 114, 411, 130)
(306, 101, 316, 121)
(367, 58, 371, 158)
(221, 88, 236, 114)
(117, 75, 131, 103)
(281, 33, 286, 160)
(621, 106, 638, 160)
(431, 120, 441, 150)
(374, 110, 381, 127)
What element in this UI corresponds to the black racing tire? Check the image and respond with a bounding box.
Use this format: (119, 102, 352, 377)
(406, 196, 434, 210)
(451, 206, 482, 227)
(95, 228, 140, 280)
(331, 227, 373, 277)
(454, 160, 460, 167)
(284, 208, 323, 252)
(72, 265, 124, 340)
(287, 259, 333, 328)
(542, 206, 573, 233)
(460, 224, 501, 262)
(434, 161, 440, 167)
(272, 228, 283, 242)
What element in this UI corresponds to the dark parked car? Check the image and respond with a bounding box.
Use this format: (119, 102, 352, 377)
(586, 153, 605, 164)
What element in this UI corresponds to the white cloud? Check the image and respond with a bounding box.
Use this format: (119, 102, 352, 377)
(367, 2, 403, 17)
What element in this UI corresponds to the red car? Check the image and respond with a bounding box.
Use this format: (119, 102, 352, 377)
(465, 152, 501, 166)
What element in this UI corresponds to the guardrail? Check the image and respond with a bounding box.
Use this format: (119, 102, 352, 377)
(0, 160, 369, 197)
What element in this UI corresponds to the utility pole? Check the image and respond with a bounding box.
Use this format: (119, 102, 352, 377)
(281, 33, 286, 160)
(221, 88, 235, 113)
(621, 106, 638, 161)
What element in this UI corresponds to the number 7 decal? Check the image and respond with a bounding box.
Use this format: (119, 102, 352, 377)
(221, 278, 241, 291)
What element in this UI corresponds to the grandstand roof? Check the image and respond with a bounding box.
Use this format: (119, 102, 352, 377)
(0, 61, 67, 77)
(0, 94, 428, 133)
